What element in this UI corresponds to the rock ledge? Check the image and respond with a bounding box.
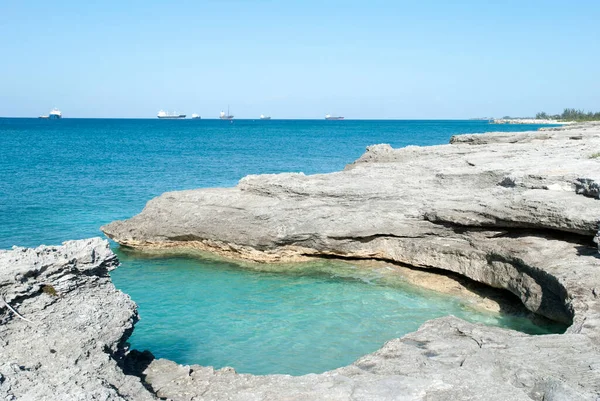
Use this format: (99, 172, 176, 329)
(102, 123, 600, 400)
(4, 124, 600, 400)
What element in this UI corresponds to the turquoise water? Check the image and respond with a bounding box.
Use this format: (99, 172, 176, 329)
(0, 118, 564, 375)
(112, 250, 564, 375)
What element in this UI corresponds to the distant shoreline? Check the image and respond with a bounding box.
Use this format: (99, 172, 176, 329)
(490, 118, 573, 125)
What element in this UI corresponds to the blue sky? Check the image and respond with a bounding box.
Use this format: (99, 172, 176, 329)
(1, 0, 599, 119)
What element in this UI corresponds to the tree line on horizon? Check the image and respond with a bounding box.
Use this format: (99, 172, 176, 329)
(535, 108, 600, 122)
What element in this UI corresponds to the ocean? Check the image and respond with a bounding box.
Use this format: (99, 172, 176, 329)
(0, 118, 564, 375)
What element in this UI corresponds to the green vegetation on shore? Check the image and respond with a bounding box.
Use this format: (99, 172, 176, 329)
(536, 108, 600, 122)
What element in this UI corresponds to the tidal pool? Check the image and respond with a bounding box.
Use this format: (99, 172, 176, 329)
(110, 249, 566, 376)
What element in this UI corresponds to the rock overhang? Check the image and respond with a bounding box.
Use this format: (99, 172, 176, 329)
(5, 123, 600, 400)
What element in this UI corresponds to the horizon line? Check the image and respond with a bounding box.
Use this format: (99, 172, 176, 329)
(0, 116, 498, 121)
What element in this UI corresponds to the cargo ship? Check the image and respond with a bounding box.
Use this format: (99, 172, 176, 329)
(157, 110, 186, 119)
(325, 114, 344, 120)
(259, 114, 271, 120)
(39, 108, 62, 119)
(191, 113, 201, 119)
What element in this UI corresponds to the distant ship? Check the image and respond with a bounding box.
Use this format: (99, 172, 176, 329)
(157, 110, 186, 119)
(259, 114, 271, 120)
(219, 106, 234, 120)
(191, 113, 201, 119)
(39, 108, 62, 119)
(325, 114, 344, 120)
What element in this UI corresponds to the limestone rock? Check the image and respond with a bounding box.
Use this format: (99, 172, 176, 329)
(102, 123, 600, 400)
(0, 238, 155, 401)
(144, 316, 599, 401)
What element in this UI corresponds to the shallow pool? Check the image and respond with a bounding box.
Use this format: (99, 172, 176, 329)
(110, 249, 566, 376)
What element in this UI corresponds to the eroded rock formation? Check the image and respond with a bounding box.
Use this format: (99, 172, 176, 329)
(3, 124, 600, 400)
(101, 123, 600, 399)
(0, 239, 155, 400)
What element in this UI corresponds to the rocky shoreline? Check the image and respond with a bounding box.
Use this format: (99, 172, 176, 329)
(0, 239, 155, 400)
(3, 123, 600, 399)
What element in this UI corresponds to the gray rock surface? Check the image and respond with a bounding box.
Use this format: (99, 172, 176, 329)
(0, 238, 155, 401)
(102, 123, 600, 400)
(144, 316, 598, 401)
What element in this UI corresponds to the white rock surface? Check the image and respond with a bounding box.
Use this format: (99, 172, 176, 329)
(0, 238, 155, 401)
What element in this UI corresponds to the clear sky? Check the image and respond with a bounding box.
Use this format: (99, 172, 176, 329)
(1, 0, 599, 119)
